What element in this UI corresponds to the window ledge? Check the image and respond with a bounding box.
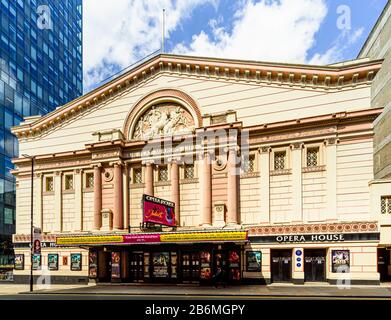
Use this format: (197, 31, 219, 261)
(240, 172, 260, 179)
(155, 181, 170, 187)
(130, 183, 145, 189)
(43, 191, 54, 196)
(63, 189, 75, 194)
(270, 169, 291, 176)
(82, 188, 94, 193)
(180, 178, 199, 184)
(302, 165, 326, 173)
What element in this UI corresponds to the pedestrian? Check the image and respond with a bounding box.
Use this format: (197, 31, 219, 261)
(213, 267, 223, 288)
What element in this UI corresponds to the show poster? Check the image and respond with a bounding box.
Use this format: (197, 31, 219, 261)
(200, 251, 211, 280)
(111, 252, 121, 279)
(70, 253, 82, 271)
(152, 252, 169, 278)
(32, 254, 41, 270)
(228, 250, 240, 268)
(332, 250, 350, 273)
(48, 254, 59, 271)
(142, 194, 176, 227)
(89, 251, 98, 278)
(246, 251, 262, 272)
(14, 254, 24, 270)
(33, 227, 42, 254)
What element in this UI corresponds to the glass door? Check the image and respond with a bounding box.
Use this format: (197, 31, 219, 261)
(181, 251, 200, 282)
(129, 252, 144, 282)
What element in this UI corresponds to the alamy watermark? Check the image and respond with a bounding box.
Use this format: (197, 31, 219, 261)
(37, 5, 53, 30)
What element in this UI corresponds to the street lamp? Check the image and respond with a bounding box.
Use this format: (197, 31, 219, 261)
(22, 154, 34, 292)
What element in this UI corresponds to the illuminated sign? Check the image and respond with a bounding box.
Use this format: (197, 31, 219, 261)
(143, 194, 176, 227)
(160, 231, 248, 243)
(56, 231, 248, 246)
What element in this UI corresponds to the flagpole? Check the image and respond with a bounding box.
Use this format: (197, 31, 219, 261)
(162, 8, 165, 53)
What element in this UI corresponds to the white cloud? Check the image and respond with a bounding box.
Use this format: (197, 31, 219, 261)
(83, 0, 218, 91)
(309, 27, 365, 65)
(173, 0, 328, 63)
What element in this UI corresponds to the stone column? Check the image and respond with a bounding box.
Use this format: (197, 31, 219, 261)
(113, 162, 124, 230)
(291, 143, 303, 223)
(227, 147, 239, 225)
(74, 169, 83, 231)
(201, 151, 212, 226)
(123, 164, 129, 230)
(93, 164, 102, 230)
(171, 159, 180, 226)
(325, 138, 337, 221)
(259, 147, 271, 224)
(54, 171, 62, 232)
(145, 161, 154, 196)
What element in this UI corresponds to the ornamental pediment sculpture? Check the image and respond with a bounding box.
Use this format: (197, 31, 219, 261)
(132, 103, 195, 140)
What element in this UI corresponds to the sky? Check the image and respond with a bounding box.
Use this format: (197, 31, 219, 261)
(83, 0, 388, 92)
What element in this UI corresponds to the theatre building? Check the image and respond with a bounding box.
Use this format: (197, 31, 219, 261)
(10, 54, 391, 285)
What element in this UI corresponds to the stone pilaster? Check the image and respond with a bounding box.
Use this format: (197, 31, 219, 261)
(113, 162, 124, 230)
(145, 161, 154, 196)
(325, 138, 338, 221)
(54, 171, 62, 232)
(170, 159, 180, 226)
(290, 143, 304, 223)
(226, 147, 239, 225)
(201, 151, 212, 226)
(259, 146, 271, 224)
(34, 173, 43, 230)
(93, 164, 102, 230)
(123, 163, 129, 230)
(74, 169, 83, 232)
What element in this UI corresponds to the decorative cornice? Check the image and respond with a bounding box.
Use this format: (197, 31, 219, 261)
(11, 54, 382, 139)
(246, 221, 378, 235)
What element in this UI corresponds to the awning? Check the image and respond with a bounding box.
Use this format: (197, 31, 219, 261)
(56, 230, 248, 246)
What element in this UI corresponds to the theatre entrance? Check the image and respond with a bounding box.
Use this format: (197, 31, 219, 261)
(271, 249, 292, 283)
(378, 248, 391, 282)
(129, 252, 144, 282)
(304, 249, 326, 282)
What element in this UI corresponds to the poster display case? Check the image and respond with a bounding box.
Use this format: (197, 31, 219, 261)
(246, 251, 262, 272)
(200, 250, 212, 280)
(70, 253, 82, 271)
(332, 250, 350, 273)
(14, 254, 24, 270)
(48, 254, 59, 271)
(89, 251, 98, 278)
(32, 254, 41, 270)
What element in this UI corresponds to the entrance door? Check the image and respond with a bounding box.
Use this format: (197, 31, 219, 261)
(378, 248, 391, 282)
(181, 252, 200, 282)
(304, 249, 326, 282)
(271, 250, 292, 283)
(98, 251, 111, 282)
(129, 252, 144, 282)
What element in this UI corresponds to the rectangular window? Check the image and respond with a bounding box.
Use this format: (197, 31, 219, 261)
(158, 166, 168, 182)
(64, 174, 73, 190)
(242, 154, 255, 173)
(133, 168, 142, 184)
(85, 172, 94, 188)
(381, 196, 391, 214)
(184, 164, 194, 179)
(45, 176, 54, 192)
(274, 151, 286, 170)
(4, 207, 13, 225)
(306, 147, 319, 167)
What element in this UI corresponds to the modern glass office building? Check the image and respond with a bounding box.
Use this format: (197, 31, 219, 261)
(0, 0, 82, 268)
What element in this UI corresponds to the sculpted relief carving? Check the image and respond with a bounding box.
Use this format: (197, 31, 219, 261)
(132, 103, 195, 140)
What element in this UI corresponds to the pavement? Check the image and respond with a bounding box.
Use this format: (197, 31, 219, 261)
(1, 282, 391, 299)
